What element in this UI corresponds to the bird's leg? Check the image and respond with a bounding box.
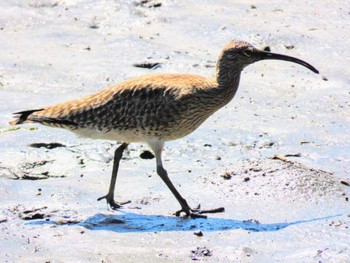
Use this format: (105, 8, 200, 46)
(97, 143, 130, 210)
(149, 141, 225, 218)
(156, 164, 224, 218)
(156, 164, 195, 217)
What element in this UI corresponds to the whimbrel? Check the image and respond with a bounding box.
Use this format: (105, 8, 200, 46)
(10, 41, 318, 218)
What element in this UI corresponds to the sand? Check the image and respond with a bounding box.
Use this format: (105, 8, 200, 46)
(0, 0, 349, 262)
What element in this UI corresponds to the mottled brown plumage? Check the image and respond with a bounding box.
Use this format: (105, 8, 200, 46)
(10, 41, 318, 218)
(12, 74, 229, 142)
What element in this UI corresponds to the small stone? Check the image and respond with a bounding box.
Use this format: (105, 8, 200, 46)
(194, 230, 203, 237)
(133, 62, 161, 69)
(191, 247, 212, 260)
(221, 173, 232, 180)
(89, 24, 99, 29)
(140, 150, 155, 159)
(284, 45, 295, 50)
(340, 180, 350, 186)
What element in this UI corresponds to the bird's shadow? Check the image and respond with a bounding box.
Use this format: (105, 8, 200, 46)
(45, 211, 340, 233)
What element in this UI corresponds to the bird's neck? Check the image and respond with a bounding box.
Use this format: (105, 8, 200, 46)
(214, 61, 242, 105)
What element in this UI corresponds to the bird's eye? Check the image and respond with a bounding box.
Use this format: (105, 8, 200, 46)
(242, 50, 253, 57)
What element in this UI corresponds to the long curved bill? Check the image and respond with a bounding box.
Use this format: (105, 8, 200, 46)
(261, 51, 319, 74)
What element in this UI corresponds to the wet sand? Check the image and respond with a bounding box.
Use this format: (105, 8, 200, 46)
(0, 0, 349, 262)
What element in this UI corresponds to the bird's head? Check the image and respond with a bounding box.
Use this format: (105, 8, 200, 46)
(217, 41, 319, 74)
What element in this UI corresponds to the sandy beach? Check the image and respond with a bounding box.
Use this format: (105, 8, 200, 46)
(0, 0, 349, 262)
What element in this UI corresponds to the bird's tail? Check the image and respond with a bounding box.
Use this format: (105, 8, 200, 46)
(9, 108, 78, 128)
(9, 109, 44, 125)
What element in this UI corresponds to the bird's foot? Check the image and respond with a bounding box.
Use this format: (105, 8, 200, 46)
(97, 194, 131, 210)
(175, 205, 225, 219)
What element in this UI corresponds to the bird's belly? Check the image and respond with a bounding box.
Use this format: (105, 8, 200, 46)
(70, 115, 209, 143)
(72, 128, 152, 143)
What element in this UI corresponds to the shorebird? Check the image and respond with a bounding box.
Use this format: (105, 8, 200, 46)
(10, 41, 318, 218)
